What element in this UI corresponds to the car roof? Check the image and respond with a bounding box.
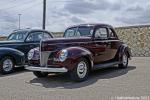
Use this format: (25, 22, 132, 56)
(13, 29, 50, 33)
(11, 29, 53, 38)
(67, 23, 113, 29)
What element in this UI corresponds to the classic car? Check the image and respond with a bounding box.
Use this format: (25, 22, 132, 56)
(26, 24, 132, 82)
(0, 29, 53, 74)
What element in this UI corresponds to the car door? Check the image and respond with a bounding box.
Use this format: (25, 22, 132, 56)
(92, 27, 109, 64)
(106, 27, 119, 60)
(19, 32, 42, 60)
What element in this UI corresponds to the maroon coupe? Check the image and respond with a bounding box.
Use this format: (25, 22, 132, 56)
(26, 24, 132, 82)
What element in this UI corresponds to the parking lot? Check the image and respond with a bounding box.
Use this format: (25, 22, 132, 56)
(0, 57, 150, 100)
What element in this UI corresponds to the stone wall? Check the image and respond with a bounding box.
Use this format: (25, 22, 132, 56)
(53, 25, 150, 57)
(52, 32, 63, 37)
(0, 36, 7, 41)
(115, 25, 150, 57)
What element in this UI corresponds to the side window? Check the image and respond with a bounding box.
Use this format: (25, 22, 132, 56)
(26, 32, 43, 42)
(43, 32, 52, 39)
(95, 28, 107, 39)
(64, 28, 76, 37)
(108, 28, 116, 38)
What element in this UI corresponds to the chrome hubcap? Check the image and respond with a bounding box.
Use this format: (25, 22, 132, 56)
(3, 59, 13, 72)
(123, 54, 127, 66)
(77, 61, 87, 78)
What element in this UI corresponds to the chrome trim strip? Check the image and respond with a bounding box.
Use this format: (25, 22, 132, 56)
(25, 66, 68, 72)
(40, 51, 51, 67)
(40, 40, 42, 66)
(40, 40, 52, 67)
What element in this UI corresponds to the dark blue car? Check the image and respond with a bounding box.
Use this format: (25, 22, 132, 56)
(0, 29, 53, 74)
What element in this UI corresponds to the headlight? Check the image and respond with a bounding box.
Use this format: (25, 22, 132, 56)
(59, 49, 68, 62)
(28, 47, 40, 60)
(28, 49, 35, 60)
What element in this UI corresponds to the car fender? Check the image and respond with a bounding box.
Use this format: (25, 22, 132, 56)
(118, 44, 132, 61)
(0, 47, 25, 65)
(61, 47, 94, 70)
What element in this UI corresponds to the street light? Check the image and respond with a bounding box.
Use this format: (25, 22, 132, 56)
(43, 0, 46, 30)
(18, 14, 22, 29)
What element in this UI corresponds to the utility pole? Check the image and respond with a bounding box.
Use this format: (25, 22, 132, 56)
(18, 14, 22, 29)
(43, 0, 46, 30)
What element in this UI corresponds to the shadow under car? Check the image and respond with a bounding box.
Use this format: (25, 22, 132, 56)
(28, 66, 136, 89)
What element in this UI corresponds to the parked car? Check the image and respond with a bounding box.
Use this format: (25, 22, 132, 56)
(26, 24, 132, 82)
(0, 29, 53, 74)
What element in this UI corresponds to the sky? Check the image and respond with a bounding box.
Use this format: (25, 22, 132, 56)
(0, 0, 150, 36)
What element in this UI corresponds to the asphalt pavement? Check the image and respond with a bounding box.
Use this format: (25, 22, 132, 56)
(0, 57, 150, 100)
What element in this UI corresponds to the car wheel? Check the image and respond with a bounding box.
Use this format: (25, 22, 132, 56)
(33, 71, 49, 78)
(0, 56, 15, 74)
(70, 58, 89, 82)
(118, 52, 129, 68)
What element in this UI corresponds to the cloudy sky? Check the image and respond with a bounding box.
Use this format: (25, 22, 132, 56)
(0, 0, 150, 35)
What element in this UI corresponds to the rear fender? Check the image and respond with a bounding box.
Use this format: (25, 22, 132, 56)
(118, 44, 132, 61)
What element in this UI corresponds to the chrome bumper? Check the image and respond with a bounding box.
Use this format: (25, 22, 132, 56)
(25, 66, 68, 73)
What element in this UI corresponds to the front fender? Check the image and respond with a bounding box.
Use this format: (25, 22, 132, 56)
(0, 47, 25, 65)
(60, 47, 93, 70)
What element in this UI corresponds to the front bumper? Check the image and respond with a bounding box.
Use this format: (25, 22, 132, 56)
(25, 66, 68, 73)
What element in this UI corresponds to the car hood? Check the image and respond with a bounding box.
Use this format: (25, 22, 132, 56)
(42, 37, 92, 44)
(41, 37, 92, 51)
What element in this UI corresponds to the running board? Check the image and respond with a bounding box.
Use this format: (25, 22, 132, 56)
(93, 61, 120, 70)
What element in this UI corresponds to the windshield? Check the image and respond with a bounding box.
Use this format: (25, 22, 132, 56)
(64, 26, 94, 37)
(7, 31, 28, 41)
